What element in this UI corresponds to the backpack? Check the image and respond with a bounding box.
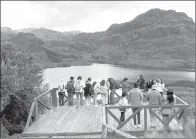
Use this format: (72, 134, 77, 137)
(108, 78, 115, 90)
(59, 83, 64, 91)
(67, 81, 75, 92)
(75, 81, 82, 92)
(115, 81, 121, 89)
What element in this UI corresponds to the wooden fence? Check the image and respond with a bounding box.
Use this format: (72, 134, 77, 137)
(102, 94, 189, 138)
(24, 88, 68, 131)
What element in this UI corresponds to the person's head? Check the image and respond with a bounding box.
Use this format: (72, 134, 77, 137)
(149, 78, 153, 82)
(167, 89, 174, 103)
(70, 76, 74, 80)
(156, 78, 159, 83)
(140, 75, 143, 78)
(100, 80, 106, 86)
(123, 77, 128, 82)
(122, 92, 126, 97)
(88, 77, 91, 81)
(77, 76, 82, 80)
(133, 83, 138, 88)
(92, 81, 97, 87)
(159, 78, 163, 84)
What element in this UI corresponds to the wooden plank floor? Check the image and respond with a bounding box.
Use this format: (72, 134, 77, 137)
(23, 102, 182, 138)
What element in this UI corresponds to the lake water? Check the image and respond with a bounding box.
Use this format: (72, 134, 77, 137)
(43, 63, 195, 89)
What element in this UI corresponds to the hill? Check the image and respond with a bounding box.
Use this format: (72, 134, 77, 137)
(1, 8, 195, 69)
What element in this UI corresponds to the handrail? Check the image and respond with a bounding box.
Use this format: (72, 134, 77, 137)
(33, 89, 51, 101)
(102, 123, 137, 138)
(105, 104, 188, 109)
(24, 101, 36, 131)
(174, 94, 189, 105)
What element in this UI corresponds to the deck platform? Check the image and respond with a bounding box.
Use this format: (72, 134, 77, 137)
(22, 104, 182, 138)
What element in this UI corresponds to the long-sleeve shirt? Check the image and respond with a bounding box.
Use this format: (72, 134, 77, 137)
(146, 89, 162, 105)
(121, 81, 129, 94)
(74, 80, 85, 92)
(128, 88, 143, 105)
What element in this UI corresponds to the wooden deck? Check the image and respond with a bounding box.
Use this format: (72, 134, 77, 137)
(22, 104, 182, 138)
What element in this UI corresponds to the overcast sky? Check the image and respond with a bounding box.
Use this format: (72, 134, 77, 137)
(1, 1, 195, 33)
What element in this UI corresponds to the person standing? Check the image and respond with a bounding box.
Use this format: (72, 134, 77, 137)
(66, 76, 75, 106)
(161, 89, 176, 131)
(121, 77, 129, 96)
(137, 75, 145, 92)
(107, 78, 116, 104)
(145, 84, 162, 128)
(100, 80, 109, 105)
(84, 77, 92, 106)
(92, 81, 100, 106)
(128, 83, 143, 128)
(74, 76, 85, 108)
(146, 78, 154, 91)
(58, 79, 66, 106)
(119, 92, 128, 122)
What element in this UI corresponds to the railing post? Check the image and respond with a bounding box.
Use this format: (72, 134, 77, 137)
(35, 99, 38, 120)
(51, 89, 57, 107)
(144, 107, 147, 132)
(102, 106, 107, 138)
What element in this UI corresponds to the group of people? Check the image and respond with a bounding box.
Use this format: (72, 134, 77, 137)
(57, 76, 110, 108)
(57, 75, 176, 130)
(118, 75, 175, 130)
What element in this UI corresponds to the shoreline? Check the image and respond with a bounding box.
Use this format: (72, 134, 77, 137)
(42, 61, 195, 72)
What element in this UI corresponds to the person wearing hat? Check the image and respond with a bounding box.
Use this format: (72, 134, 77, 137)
(84, 77, 92, 106)
(121, 77, 129, 96)
(145, 84, 162, 128)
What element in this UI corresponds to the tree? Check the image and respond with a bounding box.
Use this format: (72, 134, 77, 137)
(1, 41, 43, 136)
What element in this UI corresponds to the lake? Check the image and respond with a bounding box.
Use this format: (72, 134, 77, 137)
(43, 63, 195, 89)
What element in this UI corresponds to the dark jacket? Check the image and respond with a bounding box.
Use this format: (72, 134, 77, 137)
(137, 78, 145, 89)
(84, 81, 92, 97)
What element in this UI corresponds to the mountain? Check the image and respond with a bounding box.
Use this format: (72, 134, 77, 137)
(1, 8, 195, 69)
(63, 31, 81, 36)
(8, 33, 51, 67)
(1, 27, 17, 42)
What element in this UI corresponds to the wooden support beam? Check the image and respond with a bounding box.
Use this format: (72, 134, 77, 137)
(117, 108, 142, 130)
(106, 109, 121, 125)
(24, 101, 35, 131)
(103, 123, 137, 138)
(144, 107, 147, 132)
(37, 100, 51, 110)
(35, 99, 38, 121)
(102, 106, 107, 138)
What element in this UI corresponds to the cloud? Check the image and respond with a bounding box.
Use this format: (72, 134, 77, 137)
(1, 1, 195, 32)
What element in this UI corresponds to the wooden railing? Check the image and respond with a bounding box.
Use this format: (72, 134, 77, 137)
(24, 87, 67, 131)
(102, 94, 189, 138)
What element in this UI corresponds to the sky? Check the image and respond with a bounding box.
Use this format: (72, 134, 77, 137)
(1, 1, 195, 33)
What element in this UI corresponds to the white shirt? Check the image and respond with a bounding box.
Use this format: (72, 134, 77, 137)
(74, 80, 85, 92)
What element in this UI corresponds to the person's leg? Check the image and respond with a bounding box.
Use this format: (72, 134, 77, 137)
(136, 108, 141, 125)
(58, 94, 61, 106)
(120, 111, 123, 122)
(76, 92, 79, 108)
(70, 92, 73, 106)
(110, 89, 115, 104)
(80, 92, 83, 106)
(122, 110, 125, 122)
(132, 108, 137, 126)
(101, 94, 105, 105)
(94, 93, 98, 105)
(62, 92, 65, 106)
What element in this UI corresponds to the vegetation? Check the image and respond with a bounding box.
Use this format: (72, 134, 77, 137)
(0, 41, 43, 136)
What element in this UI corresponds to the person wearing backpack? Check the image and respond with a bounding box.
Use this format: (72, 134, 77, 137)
(74, 76, 85, 108)
(67, 76, 75, 106)
(58, 79, 66, 106)
(84, 77, 92, 106)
